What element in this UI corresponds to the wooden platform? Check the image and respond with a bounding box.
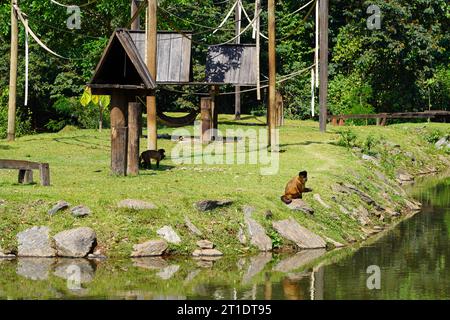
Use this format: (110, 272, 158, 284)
(328, 111, 450, 126)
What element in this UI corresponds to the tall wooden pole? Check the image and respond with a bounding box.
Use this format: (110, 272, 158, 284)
(268, 0, 277, 149)
(234, 1, 241, 120)
(7, 0, 18, 142)
(319, 0, 329, 133)
(146, 0, 157, 150)
(131, 0, 140, 30)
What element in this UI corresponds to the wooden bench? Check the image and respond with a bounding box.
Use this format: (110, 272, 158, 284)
(0, 159, 50, 186)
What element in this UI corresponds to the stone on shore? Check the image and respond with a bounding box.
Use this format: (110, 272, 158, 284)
(272, 219, 326, 249)
(48, 200, 70, 215)
(0, 246, 15, 259)
(17, 226, 56, 257)
(157, 226, 181, 244)
(192, 249, 223, 257)
(131, 240, 168, 257)
(118, 199, 157, 210)
(313, 194, 331, 209)
(53, 227, 97, 258)
(244, 215, 272, 252)
(194, 199, 233, 212)
(184, 216, 203, 236)
(286, 199, 315, 214)
(197, 240, 214, 249)
(396, 171, 414, 184)
(70, 205, 91, 217)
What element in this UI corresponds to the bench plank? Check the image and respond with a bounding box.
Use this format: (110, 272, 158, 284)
(0, 159, 41, 170)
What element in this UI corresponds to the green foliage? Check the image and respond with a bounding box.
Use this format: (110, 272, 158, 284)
(424, 129, 444, 144)
(337, 129, 358, 149)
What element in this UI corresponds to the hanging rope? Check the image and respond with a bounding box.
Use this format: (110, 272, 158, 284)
(213, 0, 239, 34)
(238, 0, 268, 40)
(285, 0, 315, 17)
(277, 0, 317, 42)
(49, 0, 99, 8)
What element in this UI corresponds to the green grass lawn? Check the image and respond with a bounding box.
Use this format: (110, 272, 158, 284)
(1, 115, 449, 257)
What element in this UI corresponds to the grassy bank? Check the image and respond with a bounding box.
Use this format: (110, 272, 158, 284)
(1, 115, 449, 257)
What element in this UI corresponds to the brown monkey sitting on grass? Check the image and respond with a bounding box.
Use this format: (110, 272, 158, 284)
(139, 149, 166, 169)
(280, 171, 312, 204)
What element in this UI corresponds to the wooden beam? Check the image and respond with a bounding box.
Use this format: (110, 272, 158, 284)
(146, 0, 158, 151)
(268, 0, 278, 150)
(7, 0, 18, 142)
(131, 0, 140, 30)
(200, 98, 213, 144)
(319, 0, 329, 133)
(110, 94, 128, 176)
(127, 102, 141, 176)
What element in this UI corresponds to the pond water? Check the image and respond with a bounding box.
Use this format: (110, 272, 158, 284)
(0, 176, 449, 300)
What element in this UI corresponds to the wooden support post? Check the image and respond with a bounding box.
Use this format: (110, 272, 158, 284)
(110, 95, 128, 176)
(319, 0, 329, 133)
(331, 117, 337, 126)
(127, 102, 141, 176)
(376, 118, 381, 126)
(210, 86, 219, 140)
(381, 117, 387, 126)
(276, 91, 284, 127)
(39, 163, 50, 186)
(268, 0, 278, 150)
(234, 1, 241, 120)
(18, 169, 33, 184)
(146, 0, 157, 151)
(7, 0, 18, 142)
(338, 118, 345, 126)
(131, 0, 140, 30)
(200, 98, 213, 144)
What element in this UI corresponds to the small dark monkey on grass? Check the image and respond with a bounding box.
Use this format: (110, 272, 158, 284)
(280, 171, 312, 204)
(140, 149, 166, 169)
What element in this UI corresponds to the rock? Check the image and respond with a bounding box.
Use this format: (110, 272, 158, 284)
(87, 253, 106, 260)
(338, 205, 350, 215)
(133, 257, 168, 270)
(313, 194, 331, 209)
(324, 237, 345, 248)
(362, 154, 376, 161)
(0, 248, 15, 259)
(272, 219, 326, 249)
(244, 216, 272, 252)
(17, 258, 54, 280)
(243, 205, 256, 217)
(341, 183, 384, 210)
(396, 171, 414, 184)
(118, 199, 157, 210)
(237, 227, 247, 245)
(184, 216, 203, 236)
(404, 199, 422, 211)
(17, 226, 56, 257)
(157, 226, 181, 244)
(273, 249, 326, 273)
(194, 199, 233, 211)
(70, 205, 91, 217)
(242, 253, 272, 284)
(197, 240, 214, 249)
(435, 137, 448, 149)
(157, 265, 180, 280)
(0, 199, 6, 206)
(404, 152, 415, 161)
(286, 199, 315, 215)
(131, 240, 168, 257)
(48, 200, 70, 215)
(263, 210, 274, 220)
(53, 227, 96, 258)
(385, 207, 401, 217)
(54, 259, 95, 283)
(352, 206, 372, 226)
(192, 249, 223, 257)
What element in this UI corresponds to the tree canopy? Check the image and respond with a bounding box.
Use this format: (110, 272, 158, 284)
(0, 0, 448, 137)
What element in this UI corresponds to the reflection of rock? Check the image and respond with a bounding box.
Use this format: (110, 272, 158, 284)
(132, 257, 168, 270)
(242, 253, 272, 284)
(54, 259, 95, 283)
(273, 249, 326, 273)
(192, 249, 223, 257)
(273, 219, 326, 249)
(118, 199, 157, 210)
(131, 240, 168, 257)
(54, 227, 97, 258)
(17, 226, 56, 257)
(157, 226, 181, 244)
(156, 265, 180, 280)
(17, 258, 55, 280)
(184, 269, 201, 284)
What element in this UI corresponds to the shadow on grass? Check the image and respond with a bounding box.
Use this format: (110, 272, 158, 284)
(280, 140, 338, 148)
(53, 136, 109, 151)
(139, 164, 176, 172)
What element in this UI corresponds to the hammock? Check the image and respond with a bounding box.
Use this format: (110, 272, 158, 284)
(156, 108, 200, 127)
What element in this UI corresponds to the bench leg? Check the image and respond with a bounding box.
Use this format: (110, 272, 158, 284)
(18, 169, 33, 184)
(39, 163, 50, 186)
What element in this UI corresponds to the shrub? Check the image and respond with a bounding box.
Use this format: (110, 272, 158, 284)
(337, 129, 358, 149)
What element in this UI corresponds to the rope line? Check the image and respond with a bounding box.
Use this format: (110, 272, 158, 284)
(49, 0, 99, 8)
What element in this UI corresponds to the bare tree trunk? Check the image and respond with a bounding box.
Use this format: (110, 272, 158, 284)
(99, 107, 103, 132)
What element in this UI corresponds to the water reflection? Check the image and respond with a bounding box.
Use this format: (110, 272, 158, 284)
(0, 177, 448, 300)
